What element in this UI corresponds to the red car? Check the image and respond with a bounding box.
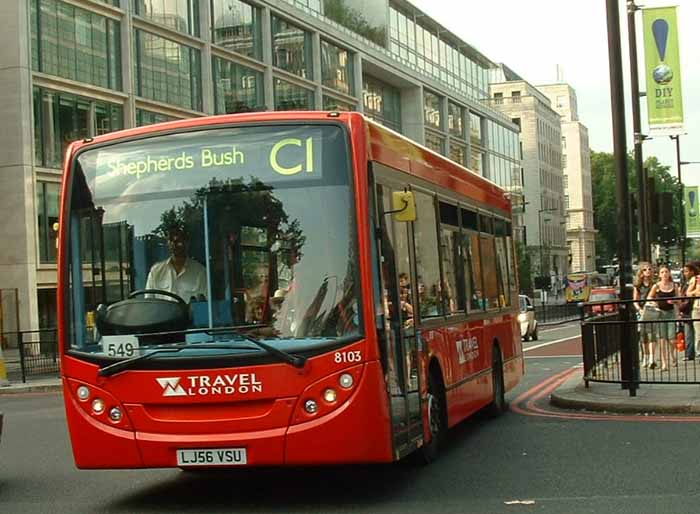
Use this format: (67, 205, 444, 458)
(589, 288, 618, 313)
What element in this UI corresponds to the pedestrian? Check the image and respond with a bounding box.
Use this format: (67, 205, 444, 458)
(647, 265, 680, 371)
(679, 262, 698, 361)
(633, 262, 656, 369)
(687, 261, 700, 360)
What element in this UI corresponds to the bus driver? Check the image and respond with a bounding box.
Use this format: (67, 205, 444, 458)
(146, 227, 207, 303)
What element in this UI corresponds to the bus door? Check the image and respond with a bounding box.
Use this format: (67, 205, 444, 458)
(374, 179, 424, 459)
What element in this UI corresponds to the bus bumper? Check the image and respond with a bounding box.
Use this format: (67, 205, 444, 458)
(66, 361, 393, 469)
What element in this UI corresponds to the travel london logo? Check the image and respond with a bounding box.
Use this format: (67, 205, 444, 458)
(156, 374, 263, 397)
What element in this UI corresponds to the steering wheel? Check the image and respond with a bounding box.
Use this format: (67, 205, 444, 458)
(128, 289, 187, 306)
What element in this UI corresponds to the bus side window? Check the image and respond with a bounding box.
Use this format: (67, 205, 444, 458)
(439, 201, 463, 314)
(466, 234, 485, 311)
(413, 191, 443, 319)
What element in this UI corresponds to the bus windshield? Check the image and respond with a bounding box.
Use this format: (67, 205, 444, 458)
(66, 123, 361, 361)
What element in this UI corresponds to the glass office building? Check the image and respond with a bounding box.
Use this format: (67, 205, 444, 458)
(2, 0, 520, 332)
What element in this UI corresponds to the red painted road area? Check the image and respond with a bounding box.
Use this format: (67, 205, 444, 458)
(525, 336, 582, 357)
(513, 359, 700, 423)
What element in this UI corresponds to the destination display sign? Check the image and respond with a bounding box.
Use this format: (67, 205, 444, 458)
(78, 125, 341, 200)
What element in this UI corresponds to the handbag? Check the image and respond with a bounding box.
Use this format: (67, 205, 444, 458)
(641, 302, 660, 322)
(676, 331, 686, 352)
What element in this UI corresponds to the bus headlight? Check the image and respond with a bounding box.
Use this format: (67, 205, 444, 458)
(339, 373, 354, 388)
(304, 399, 319, 414)
(323, 388, 337, 403)
(292, 363, 364, 424)
(67, 379, 131, 429)
(77, 386, 90, 401)
(108, 407, 123, 422)
(92, 398, 105, 414)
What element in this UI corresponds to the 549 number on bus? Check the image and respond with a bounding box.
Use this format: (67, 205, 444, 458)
(102, 336, 140, 358)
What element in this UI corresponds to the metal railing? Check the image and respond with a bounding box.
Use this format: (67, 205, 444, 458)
(534, 302, 581, 324)
(8, 329, 60, 383)
(582, 296, 700, 395)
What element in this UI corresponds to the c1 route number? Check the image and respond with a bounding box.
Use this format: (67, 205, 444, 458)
(334, 350, 362, 363)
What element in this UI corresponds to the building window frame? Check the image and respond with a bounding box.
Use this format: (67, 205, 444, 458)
(133, 0, 200, 37)
(213, 56, 264, 113)
(37, 181, 61, 264)
(33, 85, 124, 169)
(30, 0, 122, 91)
(211, 0, 262, 61)
(271, 15, 312, 80)
(133, 29, 203, 111)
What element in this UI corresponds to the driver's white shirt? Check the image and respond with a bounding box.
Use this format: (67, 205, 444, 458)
(145, 257, 207, 302)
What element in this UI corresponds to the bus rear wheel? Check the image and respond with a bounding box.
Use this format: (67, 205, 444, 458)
(486, 346, 508, 417)
(415, 369, 446, 465)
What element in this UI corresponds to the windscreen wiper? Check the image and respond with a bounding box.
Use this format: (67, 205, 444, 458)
(98, 343, 261, 377)
(98, 335, 307, 377)
(99, 346, 188, 377)
(206, 327, 307, 369)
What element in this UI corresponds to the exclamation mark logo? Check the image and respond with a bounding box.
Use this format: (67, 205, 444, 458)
(652, 19, 673, 85)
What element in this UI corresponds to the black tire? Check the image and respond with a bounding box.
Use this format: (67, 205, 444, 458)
(531, 325, 539, 341)
(486, 346, 508, 417)
(415, 369, 447, 465)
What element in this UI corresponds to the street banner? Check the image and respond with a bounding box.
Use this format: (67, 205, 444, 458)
(685, 186, 700, 238)
(642, 6, 684, 135)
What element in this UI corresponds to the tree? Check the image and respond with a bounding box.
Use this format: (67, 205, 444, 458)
(590, 151, 681, 265)
(323, 0, 387, 46)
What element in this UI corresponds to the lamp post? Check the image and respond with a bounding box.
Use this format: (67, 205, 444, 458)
(679, 158, 700, 261)
(669, 135, 700, 264)
(627, 0, 650, 262)
(538, 207, 559, 284)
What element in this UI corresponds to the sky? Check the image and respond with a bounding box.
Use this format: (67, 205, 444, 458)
(409, 0, 700, 185)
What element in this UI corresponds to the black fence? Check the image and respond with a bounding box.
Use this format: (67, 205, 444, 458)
(7, 329, 60, 383)
(582, 296, 700, 395)
(534, 302, 581, 324)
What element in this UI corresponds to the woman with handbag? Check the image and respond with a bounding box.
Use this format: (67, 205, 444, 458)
(679, 262, 698, 361)
(687, 261, 700, 360)
(633, 263, 656, 368)
(648, 265, 680, 371)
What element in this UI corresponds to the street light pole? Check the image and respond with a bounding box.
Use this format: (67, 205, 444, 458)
(538, 207, 559, 288)
(671, 135, 686, 264)
(606, 0, 636, 395)
(627, 0, 650, 262)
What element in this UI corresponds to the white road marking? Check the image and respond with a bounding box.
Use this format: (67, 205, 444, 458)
(540, 322, 580, 333)
(524, 335, 580, 352)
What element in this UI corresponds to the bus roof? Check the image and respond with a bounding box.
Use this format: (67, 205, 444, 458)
(363, 116, 510, 213)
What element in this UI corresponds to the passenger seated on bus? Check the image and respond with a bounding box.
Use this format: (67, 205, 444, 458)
(418, 281, 440, 317)
(399, 286, 414, 327)
(472, 290, 488, 310)
(146, 227, 207, 303)
(247, 296, 267, 324)
(399, 272, 411, 292)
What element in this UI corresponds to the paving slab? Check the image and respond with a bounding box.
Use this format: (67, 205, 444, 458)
(551, 372, 700, 414)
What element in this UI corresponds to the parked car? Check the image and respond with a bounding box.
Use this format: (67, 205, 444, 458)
(589, 287, 618, 314)
(518, 295, 538, 341)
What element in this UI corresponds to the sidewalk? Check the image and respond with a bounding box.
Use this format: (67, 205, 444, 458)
(0, 377, 62, 395)
(551, 370, 700, 414)
(1, 347, 62, 394)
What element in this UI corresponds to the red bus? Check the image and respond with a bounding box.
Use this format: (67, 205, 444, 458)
(58, 111, 523, 469)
